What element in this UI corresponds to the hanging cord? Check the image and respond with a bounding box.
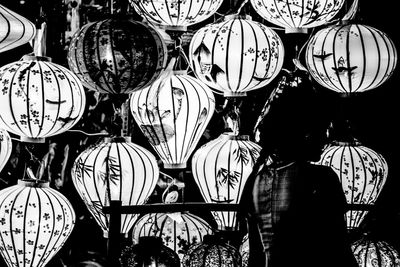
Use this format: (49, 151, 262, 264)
(32, 5, 47, 57)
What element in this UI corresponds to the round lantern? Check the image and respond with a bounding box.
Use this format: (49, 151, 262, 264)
(130, 71, 215, 169)
(0, 129, 12, 173)
(0, 179, 75, 267)
(305, 23, 397, 95)
(189, 15, 284, 97)
(71, 136, 159, 237)
(0, 55, 86, 143)
(192, 133, 262, 230)
(249, 0, 345, 33)
(314, 141, 388, 229)
(67, 18, 168, 94)
(132, 212, 214, 260)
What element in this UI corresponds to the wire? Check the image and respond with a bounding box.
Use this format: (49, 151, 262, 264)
(67, 129, 109, 136)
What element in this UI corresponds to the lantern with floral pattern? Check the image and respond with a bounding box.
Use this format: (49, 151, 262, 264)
(0, 129, 12, 173)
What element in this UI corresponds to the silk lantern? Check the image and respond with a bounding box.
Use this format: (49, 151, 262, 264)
(314, 141, 388, 229)
(192, 132, 262, 230)
(130, 71, 215, 169)
(0, 129, 12, 173)
(71, 136, 159, 237)
(0, 55, 86, 143)
(189, 15, 284, 97)
(0, 179, 75, 267)
(352, 237, 400, 267)
(305, 23, 397, 95)
(67, 18, 168, 94)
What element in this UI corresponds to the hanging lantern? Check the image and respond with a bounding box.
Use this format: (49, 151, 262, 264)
(0, 129, 12, 173)
(0, 55, 86, 143)
(132, 212, 214, 260)
(67, 18, 168, 94)
(189, 15, 284, 97)
(0, 179, 75, 267)
(305, 23, 397, 95)
(239, 234, 249, 267)
(314, 141, 388, 229)
(130, 71, 215, 169)
(192, 133, 261, 230)
(71, 136, 159, 237)
(0, 4, 36, 53)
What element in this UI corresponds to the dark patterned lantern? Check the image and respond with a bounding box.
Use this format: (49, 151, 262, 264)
(0, 129, 12, 173)
(314, 141, 388, 229)
(67, 18, 168, 94)
(189, 15, 284, 97)
(131, 212, 214, 260)
(0, 179, 75, 267)
(130, 71, 215, 169)
(305, 23, 397, 95)
(71, 136, 159, 237)
(192, 133, 261, 230)
(0, 55, 86, 143)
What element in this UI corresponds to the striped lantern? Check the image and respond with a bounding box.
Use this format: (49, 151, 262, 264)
(0, 55, 86, 143)
(71, 136, 159, 237)
(132, 212, 214, 260)
(0, 4, 36, 53)
(0, 129, 12, 173)
(67, 18, 168, 94)
(189, 15, 284, 97)
(314, 141, 388, 229)
(0, 179, 75, 267)
(192, 133, 262, 230)
(249, 0, 345, 33)
(305, 23, 398, 95)
(130, 71, 215, 169)
(352, 237, 400, 267)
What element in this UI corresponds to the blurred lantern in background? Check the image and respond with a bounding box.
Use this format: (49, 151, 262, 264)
(71, 136, 159, 237)
(239, 234, 249, 267)
(0, 129, 12, 173)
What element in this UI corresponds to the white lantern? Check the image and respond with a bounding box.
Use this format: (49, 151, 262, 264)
(0, 129, 12, 173)
(71, 136, 159, 237)
(0, 55, 86, 143)
(189, 15, 284, 97)
(352, 237, 400, 267)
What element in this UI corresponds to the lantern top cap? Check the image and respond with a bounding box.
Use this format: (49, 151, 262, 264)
(104, 136, 131, 143)
(18, 179, 50, 188)
(22, 54, 52, 62)
(224, 14, 252, 21)
(331, 140, 362, 147)
(220, 132, 249, 141)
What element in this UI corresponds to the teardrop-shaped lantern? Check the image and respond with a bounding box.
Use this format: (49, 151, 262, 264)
(305, 23, 397, 95)
(130, 71, 215, 169)
(67, 18, 168, 94)
(314, 141, 388, 229)
(189, 15, 284, 97)
(192, 133, 262, 230)
(71, 136, 159, 237)
(132, 212, 214, 260)
(0, 55, 86, 143)
(0, 179, 75, 267)
(0, 129, 12, 173)
(0, 4, 36, 53)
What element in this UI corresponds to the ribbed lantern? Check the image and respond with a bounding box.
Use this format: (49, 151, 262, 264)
(0, 179, 75, 267)
(314, 141, 388, 229)
(0, 4, 36, 53)
(67, 18, 168, 94)
(0, 129, 12, 173)
(130, 71, 215, 169)
(305, 23, 397, 95)
(71, 136, 159, 237)
(192, 133, 262, 230)
(0, 55, 86, 143)
(132, 212, 214, 260)
(189, 15, 284, 97)
(249, 0, 345, 33)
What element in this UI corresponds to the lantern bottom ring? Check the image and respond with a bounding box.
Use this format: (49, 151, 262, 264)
(163, 163, 187, 169)
(20, 136, 45, 143)
(223, 92, 247, 97)
(285, 27, 308, 34)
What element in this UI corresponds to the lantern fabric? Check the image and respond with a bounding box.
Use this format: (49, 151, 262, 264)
(189, 15, 284, 97)
(130, 71, 215, 169)
(0, 55, 86, 143)
(0, 4, 36, 53)
(314, 141, 388, 229)
(67, 18, 168, 94)
(305, 23, 398, 95)
(239, 234, 249, 267)
(71, 136, 159, 237)
(0, 179, 75, 267)
(352, 237, 400, 267)
(192, 133, 262, 230)
(0, 129, 12, 173)
(131, 212, 214, 260)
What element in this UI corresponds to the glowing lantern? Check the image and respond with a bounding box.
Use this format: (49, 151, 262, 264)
(0, 55, 86, 143)
(189, 15, 284, 97)
(130, 71, 215, 169)
(0, 179, 75, 267)
(71, 136, 159, 237)
(0, 129, 12, 173)
(314, 141, 388, 229)
(192, 133, 262, 230)
(67, 18, 168, 94)
(305, 23, 397, 95)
